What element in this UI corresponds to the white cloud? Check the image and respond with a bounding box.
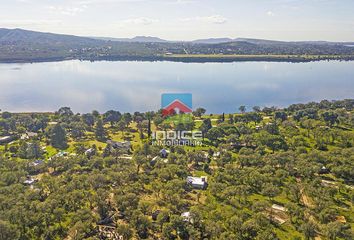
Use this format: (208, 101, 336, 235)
(47, 5, 88, 16)
(267, 11, 275, 16)
(120, 17, 159, 25)
(180, 15, 227, 24)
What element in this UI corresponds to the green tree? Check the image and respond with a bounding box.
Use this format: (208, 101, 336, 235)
(82, 113, 95, 127)
(0, 220, 19, 240)
(239, 106, 246, 113)
(261, 183, 280, 201)
(199, 118, 212, 140)
(95, 119, 106, 141)
(274, 111, 287, 122)
(26, 141, 42, 159)
(322, 111, 339, 126)
(193, 108, 206, 118)
(103, 110, 121, 127)
(300, 221, 317, 240)
(51, 124, 67, 149)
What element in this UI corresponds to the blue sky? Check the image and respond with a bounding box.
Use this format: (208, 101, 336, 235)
(1, 0, 353, 41)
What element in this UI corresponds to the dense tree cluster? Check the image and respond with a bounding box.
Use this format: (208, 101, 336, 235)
(0, 99, 353, 239)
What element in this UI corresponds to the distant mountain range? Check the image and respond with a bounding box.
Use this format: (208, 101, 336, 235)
(1, 28, 353, 46)
(1, 28, 354, 63)
(91, 36, 168, 43)
(0, 28, 101, 45)
(91, 35, 354, 45)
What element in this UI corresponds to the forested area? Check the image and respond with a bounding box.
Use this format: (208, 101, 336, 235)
(0, 99, 353, 239)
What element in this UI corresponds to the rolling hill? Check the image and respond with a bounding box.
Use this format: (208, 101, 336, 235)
(1, 28, 354, 63)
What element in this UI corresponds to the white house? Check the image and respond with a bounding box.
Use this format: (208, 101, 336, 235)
(85, 148, 96, 157)
(187, 176, 208, 189)
(21, 132, 38, 140)
(181, 212, 192, 223)
(23, 176, 37, 185)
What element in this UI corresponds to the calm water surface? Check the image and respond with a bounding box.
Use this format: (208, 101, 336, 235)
(0, 60, 353, 113)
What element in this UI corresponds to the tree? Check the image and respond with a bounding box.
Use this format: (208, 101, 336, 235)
(1, 112, 12, 119)
(74, 143, 87, 155)
(228, 114, 234, 124)
(26, 141, 42, 159)
(322, 111, 339, 126)
(116, 224, 133, 239)
(57, 107, 74, 117)
(239, 106, 246, 113)
(274, 111, 287, 122)
(153, 115, 164, 128)
(199, 118, 212, 140)
(325, 222, 344, 240)
(261, 183, 280, 201)
(122, 113, 132, 127)
(245, 112, 262, 124)
(131, 211, 152, 239)
(300, 221, 317, 240)
(0, 220, 19, 240)
(286, 183, 302, 204)
(257, 132, 287, 153)
(206, 127, 223, 144)
(71, 122, 85, 139)
(302, 118, 317, 137)
(253, 106, 261, 112)
(103, 110, 121, 127)
(193, 108, 206, 118)
(82, 113, 95, 127)
(95, 119, 106, 141)
(92, 110, 100, 118)
(51, 124, 67, 149)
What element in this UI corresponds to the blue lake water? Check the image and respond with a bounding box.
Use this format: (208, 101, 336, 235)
(0, 60, 353, 113)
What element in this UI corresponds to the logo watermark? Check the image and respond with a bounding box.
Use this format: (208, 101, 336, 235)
(161, 93, 192, 116)
(151, 93, 202, 146)
(152, 130, 203, 146)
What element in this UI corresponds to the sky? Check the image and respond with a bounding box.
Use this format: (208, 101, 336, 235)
(0, 0, 353, 41)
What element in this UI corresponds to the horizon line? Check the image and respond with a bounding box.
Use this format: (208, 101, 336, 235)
(2, 27, 354, 43)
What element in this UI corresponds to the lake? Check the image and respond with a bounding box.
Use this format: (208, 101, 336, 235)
(0, 60, 353, 113)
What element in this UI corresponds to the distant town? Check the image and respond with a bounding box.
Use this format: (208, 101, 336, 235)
(1, 28, 354, 63)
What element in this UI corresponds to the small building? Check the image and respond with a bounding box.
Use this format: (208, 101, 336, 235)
(213, 151, 221, 158)
(21, 132, 38, 140)
(150, 156, 159, 166)
(160, 149, 169, 158)
(50, 151, 68, 160)
(272, 204, 287, 212)
(150, 156, 168, 166)
(30, 160, 44, 167)
(107, 140, 131, 150)
(23, 176, 37, 185)
(187, 176, 208, 190)
(318, 166, 330, 174)
(85, 148, 96, 157)
(0, 136, 16, 145)
(181, 212, 191, 221)
(181, 212, 194, 223)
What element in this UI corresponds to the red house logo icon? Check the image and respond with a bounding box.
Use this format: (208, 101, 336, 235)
(161, 93, 192, 116)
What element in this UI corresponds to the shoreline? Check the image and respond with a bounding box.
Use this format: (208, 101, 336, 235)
(1, 54, 354, 64)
